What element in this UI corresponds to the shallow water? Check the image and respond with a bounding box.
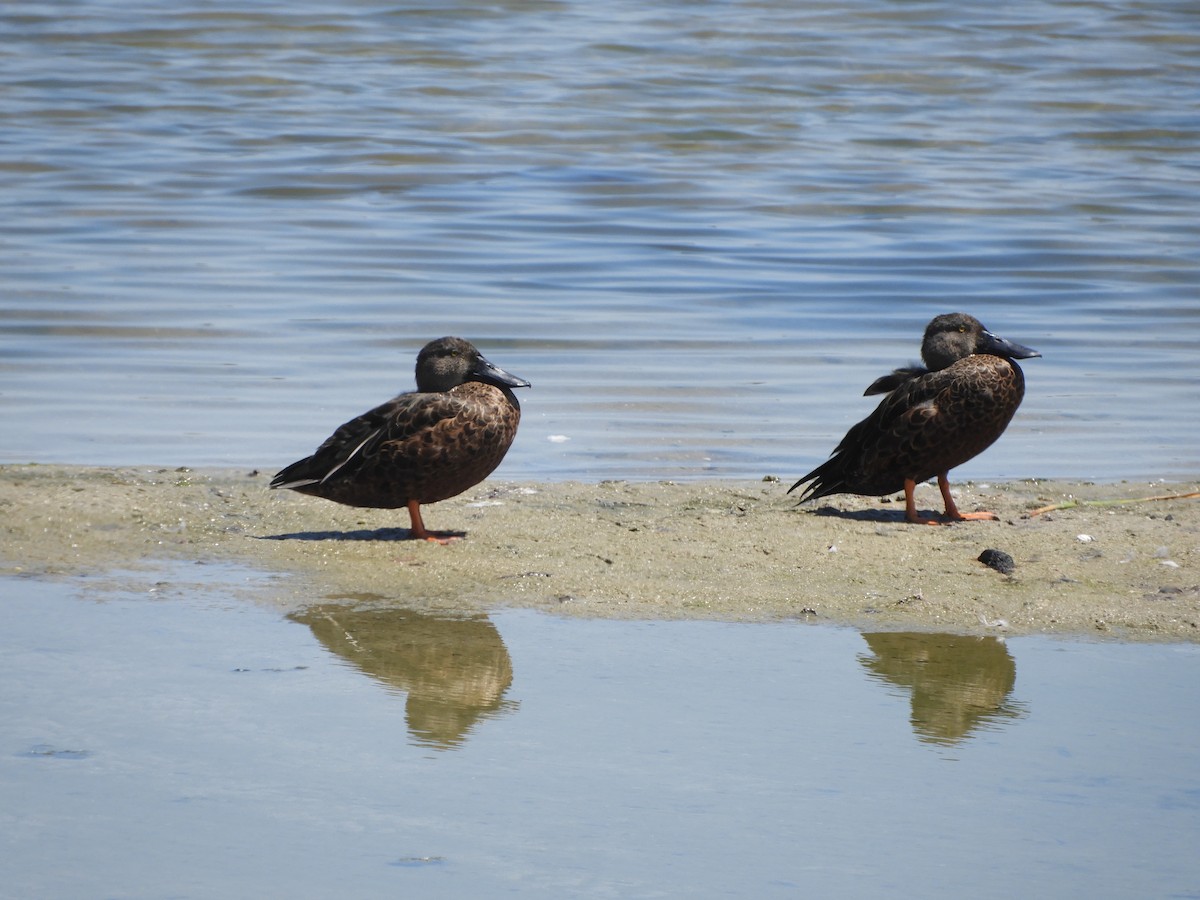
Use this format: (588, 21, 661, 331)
(2, 0, 1199, 480)
(2, 566, 1198, 898)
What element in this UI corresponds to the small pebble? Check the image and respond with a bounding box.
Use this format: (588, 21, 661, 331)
(978, 548, 1015, 575)
(1077, 534, 1095, 543)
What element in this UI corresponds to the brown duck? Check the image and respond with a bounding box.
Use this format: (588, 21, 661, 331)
(789, 313, 1040, 525)
(271, 337, 529, 542)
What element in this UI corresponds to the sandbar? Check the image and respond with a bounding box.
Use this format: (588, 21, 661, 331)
(1, 464, 1196, 640)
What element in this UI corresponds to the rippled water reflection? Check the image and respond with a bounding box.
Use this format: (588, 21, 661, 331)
(2, 1, 1198, 479)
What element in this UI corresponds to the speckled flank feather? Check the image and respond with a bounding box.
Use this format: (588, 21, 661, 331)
(789, 313, 1039, 524)
(271, 337, 528, 540)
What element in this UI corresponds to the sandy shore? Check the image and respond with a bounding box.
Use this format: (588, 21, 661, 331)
(1, 464, 1197, 639)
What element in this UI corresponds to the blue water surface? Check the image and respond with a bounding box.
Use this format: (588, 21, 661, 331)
(2, 568, 1198, 898)
(1, 0, 1198, 480)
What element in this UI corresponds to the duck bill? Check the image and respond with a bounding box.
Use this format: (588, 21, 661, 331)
(472, 355, 531, 389)
(980, 329, 1041, 360)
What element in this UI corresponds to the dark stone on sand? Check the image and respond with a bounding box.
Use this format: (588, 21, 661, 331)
(978, 548, 1016, 575)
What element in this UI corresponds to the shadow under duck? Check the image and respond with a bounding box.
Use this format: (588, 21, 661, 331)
(271, 337, 529, 542)
(789, 313, 1040, 525)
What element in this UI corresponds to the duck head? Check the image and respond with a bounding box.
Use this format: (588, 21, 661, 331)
(921, 313, 1041, 371)
(415, 336, 531, 393)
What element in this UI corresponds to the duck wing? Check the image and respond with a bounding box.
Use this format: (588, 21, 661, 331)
(271, 392, 460, 490)
(863, 365, 928, 396)
(790, 367, 962, 502)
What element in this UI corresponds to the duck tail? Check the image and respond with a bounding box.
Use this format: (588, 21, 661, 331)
(787, 455, 849, 503)
(270, 457, 319, 491)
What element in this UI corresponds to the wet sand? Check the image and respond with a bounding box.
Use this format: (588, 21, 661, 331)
(1, 464, 1196, 639)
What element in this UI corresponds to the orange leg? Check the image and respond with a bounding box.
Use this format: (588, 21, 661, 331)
(904, 478, 943, 526)
(406, 499, 462, 544)
(905, 475, 999, 525)
(938, 474, 999, 523)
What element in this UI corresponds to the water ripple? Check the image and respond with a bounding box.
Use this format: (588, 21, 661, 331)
(1, 0, 1197, 478)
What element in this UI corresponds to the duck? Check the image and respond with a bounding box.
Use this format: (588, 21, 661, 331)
(788, 313, 1040, 525)
(271, 336, 530, 542)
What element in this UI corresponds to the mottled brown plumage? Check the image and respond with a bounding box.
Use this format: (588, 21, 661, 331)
(271, 337, 529, 542)
(789, 313, 1040, 525)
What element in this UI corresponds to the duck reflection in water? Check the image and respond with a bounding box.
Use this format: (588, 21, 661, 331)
(290, 605, 516, 750)
(859, 632, 1025, 746)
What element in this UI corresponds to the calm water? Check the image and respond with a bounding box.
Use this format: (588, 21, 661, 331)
(1, 0, 1198, 481)
(2, 566, 1198, 898)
